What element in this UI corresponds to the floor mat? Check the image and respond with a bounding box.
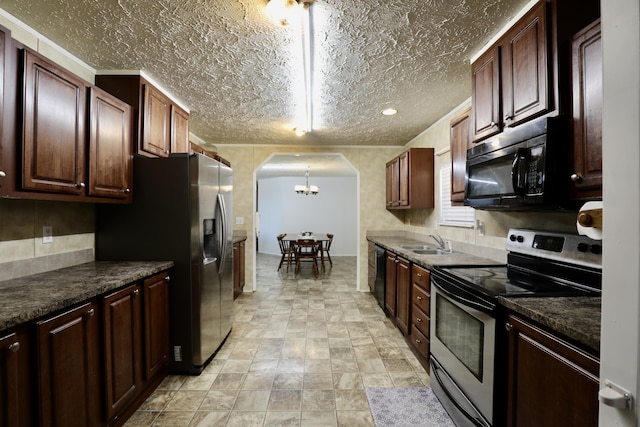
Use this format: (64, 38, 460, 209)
(365, 387, 455, 427)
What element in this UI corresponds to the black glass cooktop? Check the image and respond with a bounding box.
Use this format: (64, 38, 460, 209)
(437, 265, 595, 298)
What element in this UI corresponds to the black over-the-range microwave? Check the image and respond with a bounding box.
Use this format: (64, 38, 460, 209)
(464, 116, 570, 210)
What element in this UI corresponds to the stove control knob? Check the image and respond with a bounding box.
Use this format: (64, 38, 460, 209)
(577, 243, 589, 252)
(516, 235, 524, 243)
(509, 234, 517, 242)
(591, 244, 602, 255)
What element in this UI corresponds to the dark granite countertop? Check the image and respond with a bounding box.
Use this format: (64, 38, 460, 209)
(367, 235, 501, 269)
(368, 234, 601, 355)
(498, 296, 601, 354)
(0, 261, 174, 332)
(233, 230, 248, 244)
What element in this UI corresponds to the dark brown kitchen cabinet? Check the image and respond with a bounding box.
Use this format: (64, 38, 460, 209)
(385, 148, 434, 209)
(22, 48, 86, 195)
(505, 314, 599, 427)
(0, 326, 33, 427)
(500, 1, 550, 129)
(384, 251, 410, 334)
(88, 87, 133, 201)
(367, 242, 376, 292)
(395, 256, 411, 335)
(450, 108, 471, 205)
(103, 284, 143, 421)
(0, 26, 7, 195)
(384, 251, 398, 317)
(36, 301, 101, 427)
(570, 19, 602, 200)
(409, 265, 430, 372)
(471, 46, 501, 141)
(171, 105, 190, 154)
(233, 240, 246, 300)
(95, 75, 190, 158)
(143, 272, 171, 381)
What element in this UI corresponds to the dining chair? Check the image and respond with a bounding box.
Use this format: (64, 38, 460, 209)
(323, 233, 334, 269)
(295, 238, 320, 277)
(277, 234, 295, 272)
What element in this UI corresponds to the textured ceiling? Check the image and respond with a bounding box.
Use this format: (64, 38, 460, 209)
(1, 0, 530, 149)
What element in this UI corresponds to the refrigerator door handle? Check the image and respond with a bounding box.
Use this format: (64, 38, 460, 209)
(216, 193, 228, 274)
(203, 257, 218, 265)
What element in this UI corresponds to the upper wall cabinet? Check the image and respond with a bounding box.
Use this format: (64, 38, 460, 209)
(450, 108, 471, 205)
(0, 25, 9, 196)
(471, 1, 549, 143)
(95, 75, 190, 158)
(569, 19, 602, 200)
(22, 49, 87, 195)
(386, 148, 434, 210)
(88, 87, 133, 201)
(470, 0, 600, 145)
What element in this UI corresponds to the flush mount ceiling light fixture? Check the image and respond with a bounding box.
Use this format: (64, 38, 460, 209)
(266, 0, 316, 134)
(382, 108, 398, 116)
(294, 166, 319, 195)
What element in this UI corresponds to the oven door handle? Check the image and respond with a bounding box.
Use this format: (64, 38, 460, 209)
(431, 358, 489, 427)
(432, 278, 495, 313)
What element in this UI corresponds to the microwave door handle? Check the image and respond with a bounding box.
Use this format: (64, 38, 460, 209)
(511, 148, 528, 196)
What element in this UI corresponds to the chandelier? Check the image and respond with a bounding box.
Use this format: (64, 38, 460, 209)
(294, 166, 319, 195)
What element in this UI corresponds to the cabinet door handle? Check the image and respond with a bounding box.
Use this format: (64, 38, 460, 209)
(570, 173, 584, 183)
(133, 289, 140, 296)
(0, 171, 5, 178)
(165, 276, 170, 281)
(8, 342, 20, 352)
(490, 121, 496, 127)
(415, 339, 421, 344)
(124, 188, 131, 194)
(416, 296, 422, 301)
(76, 182, 86, 189)
(505, 322, 513, 332)
(417, 273, 422, 277)
(87, 308, 95, 317)
(504, 114, 513, 121)
(416, 317, 422, 322)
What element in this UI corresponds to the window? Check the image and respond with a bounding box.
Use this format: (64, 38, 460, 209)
(440, 165, 475, 227)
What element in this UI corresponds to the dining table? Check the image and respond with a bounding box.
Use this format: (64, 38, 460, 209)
(282, 232, 331, 272)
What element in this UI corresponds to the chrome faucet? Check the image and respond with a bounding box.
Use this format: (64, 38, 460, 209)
(429, 234, 447, 250)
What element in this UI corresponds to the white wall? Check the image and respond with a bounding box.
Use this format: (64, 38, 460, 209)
(599, 0, 640, 425)
(257, 176, 357, 256)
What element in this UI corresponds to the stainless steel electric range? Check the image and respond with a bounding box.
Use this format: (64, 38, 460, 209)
(429, 229, 602, 427)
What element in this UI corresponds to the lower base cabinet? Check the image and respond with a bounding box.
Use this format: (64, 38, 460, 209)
(505, 314, 599, 427)
(3, 269, 171, 427)
(233, 240, 246, 300)
(408, 265, 431, 372)
(37, 302, 101, 427)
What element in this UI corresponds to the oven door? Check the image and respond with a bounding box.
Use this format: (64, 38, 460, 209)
(430, 278, 495, 426)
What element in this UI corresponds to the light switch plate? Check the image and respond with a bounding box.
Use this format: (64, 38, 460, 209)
(236, 217, 244, 225)
(42, 226, 53, 244)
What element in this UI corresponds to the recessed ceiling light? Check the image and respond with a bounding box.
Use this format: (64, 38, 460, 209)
(382, 108, 397, 116)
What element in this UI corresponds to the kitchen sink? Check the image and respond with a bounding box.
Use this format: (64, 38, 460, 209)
(412, 248, 450, 255)
(400, 245, 438, 250)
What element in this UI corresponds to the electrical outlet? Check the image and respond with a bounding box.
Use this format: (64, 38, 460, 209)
(42, 226, 53, 244)
(236, 216, 244, 225)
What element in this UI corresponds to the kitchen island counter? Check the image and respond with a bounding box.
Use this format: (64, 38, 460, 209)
(0, 260, 174, 332)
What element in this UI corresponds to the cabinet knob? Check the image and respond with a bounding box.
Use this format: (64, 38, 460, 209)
(416, 296, 422, 301)
(416, 317, 422, 322)
(165, 276, 170, 281)
(490, 121, 496, 127)
(570, 173, 584, 183)
(8, 342, 20, 352)
(124, 188, 131, 194)
(415, 339, 421, 344)
(87, 308, 95, 317)
(76, 182, 86, 189)
(417, 273, 422, 277)
(133, 289, 140, 296)
(0, 171, 5, 178)
(504, 114, 513, 121)
(505, 322, 513, 331)
(164, 150, 169, 154)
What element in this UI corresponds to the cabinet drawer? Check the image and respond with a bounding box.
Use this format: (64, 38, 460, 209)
(412, 265, 430, 290)
(412, 304, 430, 338)
(411, 324, 430, 359)
(412, 284, 429, 315)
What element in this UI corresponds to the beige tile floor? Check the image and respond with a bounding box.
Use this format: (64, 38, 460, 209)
(125, 253, 430, 427)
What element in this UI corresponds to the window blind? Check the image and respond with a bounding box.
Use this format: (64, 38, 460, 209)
(440, 165, 475, 227)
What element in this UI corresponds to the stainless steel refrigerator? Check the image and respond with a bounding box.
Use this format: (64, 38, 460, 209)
(96, 153, 233, 374)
